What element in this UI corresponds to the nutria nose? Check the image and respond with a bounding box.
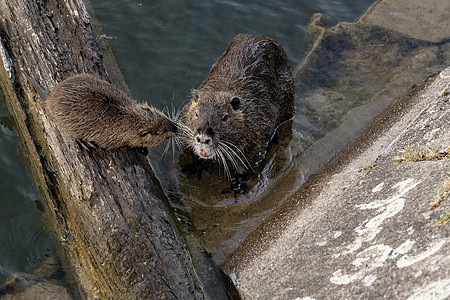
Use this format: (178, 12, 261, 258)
(170, 121, 178, 133)
(163, 120, 177, 134)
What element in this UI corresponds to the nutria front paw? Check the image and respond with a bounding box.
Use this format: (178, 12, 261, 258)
(222, 174, 251, 201)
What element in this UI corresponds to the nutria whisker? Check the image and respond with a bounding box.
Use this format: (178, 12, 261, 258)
(219, 140, 252, 172)
(217, 144, 235, 179)
(172, 105, 183, 123)
(160, 111, 184, 159)
(164, 104, 182, 123)
(175, 121, 194, 139)
(218, 143, 243, 175)
(161, 137, 173, 158)
(162, 105, 170, 118)
(173, 134, 185, 150)
(172, 136, 179, 157)
(215, 146, 232, 179)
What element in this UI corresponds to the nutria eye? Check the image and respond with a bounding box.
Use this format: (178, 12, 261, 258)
(222, 115, 228, 122)
(231, 97, 240, 110)
(139, 130, 150, 137)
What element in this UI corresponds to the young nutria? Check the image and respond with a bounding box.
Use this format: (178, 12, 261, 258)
(40, 74, 177, 149)
(180, 34, 294, 177)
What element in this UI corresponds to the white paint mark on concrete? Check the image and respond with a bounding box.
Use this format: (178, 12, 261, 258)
(330, 269, 362, 285)
(344, 178, 421, 255)
(356, 178, 419, 210)
(331, 244, 392, 285)
(422, 210, 433, 219)
(407, 278, 450, 300)
(423, 127, 440, 142)
(440, 67, 450, 78)
(316, 240, 327, 247)
(353, 244, 392, 268)
(363, 274, 377, 287)
(333, 231, 342, 239)
(390, 239, 416, 259)
(397, 238, 446, 268)
(331, 178, 425, 287)
(371, 182, 384, 193)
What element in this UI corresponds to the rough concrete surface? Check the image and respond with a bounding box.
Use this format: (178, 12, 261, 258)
(228, 67, 449, 300)
(222, 0, 450, 299)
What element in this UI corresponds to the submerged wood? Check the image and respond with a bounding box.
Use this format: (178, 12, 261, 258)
(0, 0, 204, 299)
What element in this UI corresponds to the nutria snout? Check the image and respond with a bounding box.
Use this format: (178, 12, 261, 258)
(45, 74, 177, 149)
(180, 34, 295, 176)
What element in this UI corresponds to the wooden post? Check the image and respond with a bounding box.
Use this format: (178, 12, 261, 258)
(0, 0, 204, 298)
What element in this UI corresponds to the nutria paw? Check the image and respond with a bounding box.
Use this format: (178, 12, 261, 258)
(222, 174, 251, 200)
(181, 155, 208, 180)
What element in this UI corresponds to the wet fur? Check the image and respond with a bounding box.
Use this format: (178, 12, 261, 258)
(180, 34, 294, 176)
(46, 74, 177, 149)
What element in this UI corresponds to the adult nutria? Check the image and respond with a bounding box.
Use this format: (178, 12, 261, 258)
(180, 34, 294, 176)
(39, 74, 177, 149)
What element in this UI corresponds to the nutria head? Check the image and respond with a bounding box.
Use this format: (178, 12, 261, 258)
(180, 89, 250, 176)
(130, 104, 178, 148)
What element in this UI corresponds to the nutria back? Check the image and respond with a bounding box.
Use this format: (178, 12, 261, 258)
(180, 34, 294, 175)
(46, 74, 177, 149)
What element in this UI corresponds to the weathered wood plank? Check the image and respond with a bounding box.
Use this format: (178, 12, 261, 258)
(0, 0, 204, 298)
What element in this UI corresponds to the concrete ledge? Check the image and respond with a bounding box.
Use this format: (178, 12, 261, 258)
(224, 54, 450, 300)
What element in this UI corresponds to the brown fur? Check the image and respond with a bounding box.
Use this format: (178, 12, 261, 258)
(46, 74, 176, 149)
(180, 34, 294, 175)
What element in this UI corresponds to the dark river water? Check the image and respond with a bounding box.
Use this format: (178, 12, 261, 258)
(0, 0, 375, 297)
(0, 92, 56, 285)
(90, 0, 373, 109)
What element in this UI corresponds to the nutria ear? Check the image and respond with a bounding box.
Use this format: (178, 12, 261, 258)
(140, 104, 153, 113)
(192, 90, 199, 103)
(139, 130, 150, 137)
